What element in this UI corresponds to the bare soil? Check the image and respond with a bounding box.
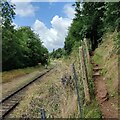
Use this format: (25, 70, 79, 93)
(93, 64, 118, 118)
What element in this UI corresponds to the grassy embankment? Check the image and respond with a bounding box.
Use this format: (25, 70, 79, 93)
(2, 65, 45, 84)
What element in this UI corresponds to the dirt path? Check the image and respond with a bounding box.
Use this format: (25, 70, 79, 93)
(93, 64, 118, 118)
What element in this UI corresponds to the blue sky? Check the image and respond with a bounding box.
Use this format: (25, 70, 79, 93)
(13, 2, 72, 28)
(11, 1, 75, 51)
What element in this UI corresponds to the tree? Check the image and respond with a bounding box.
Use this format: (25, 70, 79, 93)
(12, 26, 49, 68)
(2, 1, 49, 71)
(50, 48, 64, 59)
(82, 2, 105, 50)
(2, 1, 20, 70)
(104, 2, 120, 32)
(64, 2, 105, 54)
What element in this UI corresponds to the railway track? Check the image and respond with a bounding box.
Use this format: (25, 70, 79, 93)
(0, 67, 53, 119)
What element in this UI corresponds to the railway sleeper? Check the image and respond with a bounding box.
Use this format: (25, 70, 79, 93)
(2, 102, 17, 109)
(2, 102, 19, 119)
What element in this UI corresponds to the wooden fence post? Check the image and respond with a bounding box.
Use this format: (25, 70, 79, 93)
(83, 38, 90, 66)
(79, 46, 90, 104)
(83, 38, 92, 84)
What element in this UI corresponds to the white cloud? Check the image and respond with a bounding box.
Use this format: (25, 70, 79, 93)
(11, 1, 38, 17)
(32, 4, 75, 51)
(63, 4, 75, 19)
(33, 15, 72, 51)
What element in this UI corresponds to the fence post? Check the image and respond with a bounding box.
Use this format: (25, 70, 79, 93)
(79, 46, 90, 104)
(83, 38, 90, 66)
(40, 108, 46, 120)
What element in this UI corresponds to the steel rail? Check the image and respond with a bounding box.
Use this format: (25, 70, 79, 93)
(0, 67, 53, 119)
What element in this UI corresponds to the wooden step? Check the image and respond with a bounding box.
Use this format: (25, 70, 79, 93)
(93, 72, 100, 77)
(93, 67, 102, 71)
(91, 62, 95, 64)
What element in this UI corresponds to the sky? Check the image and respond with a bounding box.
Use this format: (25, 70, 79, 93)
(11, 1, 76, 51)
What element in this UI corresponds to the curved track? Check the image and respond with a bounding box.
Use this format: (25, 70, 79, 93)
(0, 68, 53, 119)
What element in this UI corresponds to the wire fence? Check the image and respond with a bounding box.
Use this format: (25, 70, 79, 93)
(72, 62, 83, 118)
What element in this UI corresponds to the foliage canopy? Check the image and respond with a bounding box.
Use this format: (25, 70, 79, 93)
(2, 1, 49, 71)
(64, 2, 120, 55)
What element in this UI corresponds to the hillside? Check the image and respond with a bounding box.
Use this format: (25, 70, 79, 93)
(93, 31, 118, 98)
(92, 31, 118, 118)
